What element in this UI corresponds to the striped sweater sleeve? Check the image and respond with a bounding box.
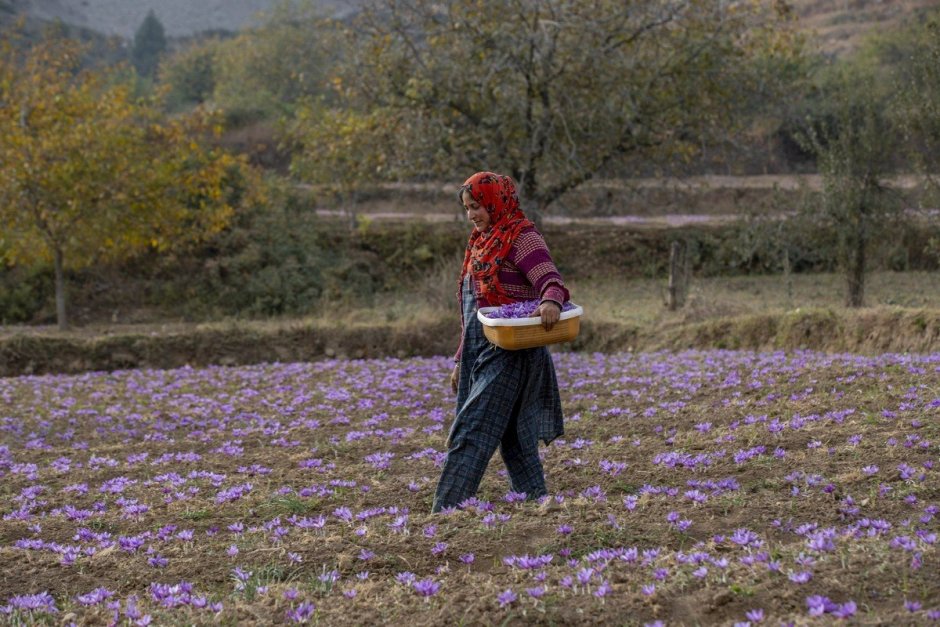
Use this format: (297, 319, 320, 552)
(453, 282, 465, 363)
(508, 229, 570, 306)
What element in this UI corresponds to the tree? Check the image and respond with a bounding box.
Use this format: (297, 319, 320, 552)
(0, 37, 249, 328)
(797, 67, 902, 308)
(209, 0, 334, 122)
(891, 10, 940, 204)
(159, 38, 218, 109)
(289, 0, 802, 220)
(131, 9, 167, 78)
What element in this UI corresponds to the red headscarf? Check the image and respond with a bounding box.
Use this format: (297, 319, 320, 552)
(458, 172, 535, 306)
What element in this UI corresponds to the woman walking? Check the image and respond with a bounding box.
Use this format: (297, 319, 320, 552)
(432, 171, 569, 513)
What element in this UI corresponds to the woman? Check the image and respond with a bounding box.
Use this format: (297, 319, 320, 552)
(432, 171, 569, 513)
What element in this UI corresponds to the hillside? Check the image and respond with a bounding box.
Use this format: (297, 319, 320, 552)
(4, 0, 359, 38)
(792, 0, 938, 56)
(2, 0, 936, 47)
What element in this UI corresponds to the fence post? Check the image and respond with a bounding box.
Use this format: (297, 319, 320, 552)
(667, 240, 688, 311)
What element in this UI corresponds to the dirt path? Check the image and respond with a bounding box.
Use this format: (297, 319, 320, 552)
(308, 174, 933, 225)
(314, 209, 744, 227)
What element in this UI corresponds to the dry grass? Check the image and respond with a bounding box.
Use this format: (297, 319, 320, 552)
(319, 270, 940, 332)
(4, 271, 940, 377)
(570, 271, 940, 327)
(4, 270, 939, 337)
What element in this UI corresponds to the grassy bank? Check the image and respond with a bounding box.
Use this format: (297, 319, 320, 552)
(4, 271, 940, 376)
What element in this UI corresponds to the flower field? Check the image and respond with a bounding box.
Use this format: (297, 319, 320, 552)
(0, 349, 938, 625)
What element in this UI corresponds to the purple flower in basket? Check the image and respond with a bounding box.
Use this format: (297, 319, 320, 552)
(484, 299, 576, 319)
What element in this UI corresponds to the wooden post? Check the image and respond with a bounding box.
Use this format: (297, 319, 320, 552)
(54, 246, 68, 330)
(667, 240, 687, 311)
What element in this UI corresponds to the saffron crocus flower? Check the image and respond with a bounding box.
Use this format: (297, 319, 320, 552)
(788, 571, 813, 584)
(806, 595, 834, 616)
(286, 601, 315, 623)
(745, 608, 765, 622)
(388, 515, 409, 533)
(318, 570, 339, 584)
(497, 589, 517, 607)
(832, 601, 857, 619)
(395, 572, 416, 586)
(412, 579, 440, 597)
(504, 491, 528, 503)
(76, 588, 113, 606)
(484, 300, 577, 319)
(333, 507, 353, 523)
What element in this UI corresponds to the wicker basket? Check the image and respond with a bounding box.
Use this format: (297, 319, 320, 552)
(477, 303, 583, 350)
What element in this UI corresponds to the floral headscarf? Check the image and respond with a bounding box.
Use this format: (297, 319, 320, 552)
(458, 172, 535, 306)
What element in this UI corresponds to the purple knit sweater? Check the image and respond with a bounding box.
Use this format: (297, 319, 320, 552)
(455, 227, 570, 361)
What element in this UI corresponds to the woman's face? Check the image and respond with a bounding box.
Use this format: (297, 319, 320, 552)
(462, 190, 491, 231)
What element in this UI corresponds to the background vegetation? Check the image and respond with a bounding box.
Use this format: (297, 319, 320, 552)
(1, 0, 939, 340)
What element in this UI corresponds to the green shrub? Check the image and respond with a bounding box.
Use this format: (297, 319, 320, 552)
(0, 265, 53, 324)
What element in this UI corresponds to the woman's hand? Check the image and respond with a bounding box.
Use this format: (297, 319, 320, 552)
(450, 364, 460, 393)
(534, 301, 562, 332)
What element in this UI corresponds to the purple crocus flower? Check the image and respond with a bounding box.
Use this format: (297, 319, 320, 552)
(497, 589, 517, 607)
(412, 579, 440, 597)
(286, 601, 316, 623)
(832, 601, 857, 619)
(4, 591, 58, 614)
(789, 571, 813, 584)
(76, 587, 114, 607)
(484, 299, 577, 319)
(745, 608, 765, 622)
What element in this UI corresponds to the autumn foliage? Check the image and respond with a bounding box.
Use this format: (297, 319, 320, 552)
(0, 37, 252, 328)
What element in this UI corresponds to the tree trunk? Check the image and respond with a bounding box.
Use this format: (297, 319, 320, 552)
(845, 233, 865, 308)
(782, 246, 793, 309)
(54, 246, 68, 330)
(523, 197, 543, 231)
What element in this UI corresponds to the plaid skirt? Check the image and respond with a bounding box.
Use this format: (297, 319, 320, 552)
(432, 278, 564, 512)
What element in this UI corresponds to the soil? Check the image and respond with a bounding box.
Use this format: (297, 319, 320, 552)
(0, 349, 937, 624)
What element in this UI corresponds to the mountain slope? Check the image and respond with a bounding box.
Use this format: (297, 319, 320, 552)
(7, 0, 358, 38)
(2, 1, 936, 50)
(791, 0, 937, 57)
